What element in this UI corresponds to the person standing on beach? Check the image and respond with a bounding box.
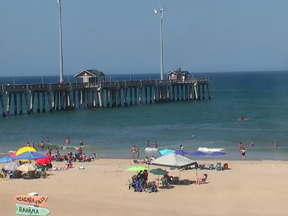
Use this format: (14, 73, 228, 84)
(136, 148, 140, 159)
(274, 141, 278, 148)
(131, 146, 136, 158)
(31, 141, 34, 148)
(241, 147, 246, 160)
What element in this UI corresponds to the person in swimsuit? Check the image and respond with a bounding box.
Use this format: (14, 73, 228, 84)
(146, 140, 150, 147)
(239, 142, 244, 150)
(46, 137, 49, 143)
(136, 148, 140, 159)
(40, 141, 44, 150)
(274, 141, 278, 148)
(250, 141, 255, 147)
(154, 142, 158, 148)
(79, 139, 84, 146)
(241, 147, 246, 160)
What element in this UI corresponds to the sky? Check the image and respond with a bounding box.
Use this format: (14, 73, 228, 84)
(1, 0, 288, 76)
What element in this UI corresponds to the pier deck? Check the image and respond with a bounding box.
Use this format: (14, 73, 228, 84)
(0, 78, 211, 117)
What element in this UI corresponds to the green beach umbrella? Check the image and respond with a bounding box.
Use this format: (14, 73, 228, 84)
(149, 168, 168, 175)
(126, 166, 147, 171)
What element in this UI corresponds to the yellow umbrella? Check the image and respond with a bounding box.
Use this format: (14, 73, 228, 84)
(16, 147, 36, 155)
(17, 163, 36, 172)
(16, 147, 36, 163)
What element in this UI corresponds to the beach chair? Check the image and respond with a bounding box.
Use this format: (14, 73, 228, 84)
(135, 179, 144, 192)
(161, 177, 169, 187)
(146, 181, 157, 193)
(216, 163, 222, 171)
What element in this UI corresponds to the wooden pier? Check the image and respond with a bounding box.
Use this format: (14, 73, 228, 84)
(0, 78, 211, 117)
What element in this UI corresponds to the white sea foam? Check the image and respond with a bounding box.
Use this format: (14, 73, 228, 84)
(144, 147, 158, 151)
(198, 147, 224, 153)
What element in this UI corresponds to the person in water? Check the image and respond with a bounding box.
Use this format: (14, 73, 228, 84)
(46, 137, 49, 143)
(241, 116, 244, 120)
(80, 139, 84, 146)
(26, 142, 30, 147)
(154, 142, 158, 148)
(239, 142, 244, 150)
(274, 141, 278, 148)
(65, 138, 70, 144)
(179, 144, 184, 150)
(146, 140, 150, 147)
(250, 141, 255, 147)
(40, 141, 44, 150)
(31, 141, 34, 148)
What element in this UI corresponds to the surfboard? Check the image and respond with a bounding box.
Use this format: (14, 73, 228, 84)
(14, 195, 48, 207)
(15, 204, 50, 216)
(238, 118, 250, 121)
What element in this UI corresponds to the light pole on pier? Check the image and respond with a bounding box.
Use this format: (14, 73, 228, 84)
(57, 0, 64, 83)
(154, 8, 164, 80)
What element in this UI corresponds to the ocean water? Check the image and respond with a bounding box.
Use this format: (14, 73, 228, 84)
(1, 71, 288, 161)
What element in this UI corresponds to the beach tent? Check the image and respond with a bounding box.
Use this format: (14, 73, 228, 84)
(12, 152, 47, 161)
(151, 153, 196, 168)
(0, 156, 13, 163)
(191, 151, 208, 157)
(175, 150, 190, 155)
(151, 153, 197, 186)
(159, 149, 175, 156)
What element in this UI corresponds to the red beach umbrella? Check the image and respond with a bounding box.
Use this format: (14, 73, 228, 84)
(35, 155, 52, 165)
(10, 152, 16, 157)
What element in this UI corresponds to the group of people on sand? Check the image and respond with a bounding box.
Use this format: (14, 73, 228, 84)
(146, 140, 159, 148)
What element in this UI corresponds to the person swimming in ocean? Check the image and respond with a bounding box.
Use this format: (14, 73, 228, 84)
(250, 141, 255, 147)
(146, 140, 150, 147)
(80, 139, 84, 146)
(40, 141, 44, 150)
(274, 141, 278, 148)
(46, 137, 49, 143)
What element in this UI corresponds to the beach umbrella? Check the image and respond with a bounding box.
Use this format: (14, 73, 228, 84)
(10, 152, 16, 157)
(191, 151, 208, 157)
(12, 152, 47, 161)
(0, 156, 13, 163)
(16, 147, 36, 155)
(209, 152, 226, 156)
(35, 155, 52, 165)
(149, 168, 168, 175)
(17, 163, 36, 172)
(126, 166, 147, 171)
(159, 149, 175, 156)
(149, 168, 168, 185)
(3, 162, 19, 171)
(175, 150, 190, 155)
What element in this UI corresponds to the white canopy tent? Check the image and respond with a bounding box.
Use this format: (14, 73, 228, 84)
(151, 153, 197, 185)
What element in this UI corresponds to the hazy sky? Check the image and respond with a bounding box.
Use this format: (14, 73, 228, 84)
(1, 0, 288, 76)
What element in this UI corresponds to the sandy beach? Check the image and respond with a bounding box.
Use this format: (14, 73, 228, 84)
(1, 159, 287, 216)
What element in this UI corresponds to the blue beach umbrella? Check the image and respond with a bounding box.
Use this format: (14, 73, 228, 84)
(175, 150, 190, 155)
(191, 151, 208, 157)
(159, 149, 175, 156)
(209, 152, 226, 156)
(0, 156, 13, 163)
(12, 151, 47, 161)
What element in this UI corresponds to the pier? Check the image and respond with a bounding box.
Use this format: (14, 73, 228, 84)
(0, 78, 211, 117)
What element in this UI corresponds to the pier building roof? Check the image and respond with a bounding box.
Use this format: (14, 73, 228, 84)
(167, 68, 189, 75)
(74, 69, 105, 78)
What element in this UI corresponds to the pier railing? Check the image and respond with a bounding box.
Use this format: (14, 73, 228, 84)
(0, 78, 210, 94)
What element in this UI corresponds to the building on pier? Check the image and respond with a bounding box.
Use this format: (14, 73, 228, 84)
(167, 68, 189, 81)
(74, 69, 105, 84)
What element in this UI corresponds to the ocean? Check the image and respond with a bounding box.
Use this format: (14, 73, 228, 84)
(1, 71, 288, 161)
